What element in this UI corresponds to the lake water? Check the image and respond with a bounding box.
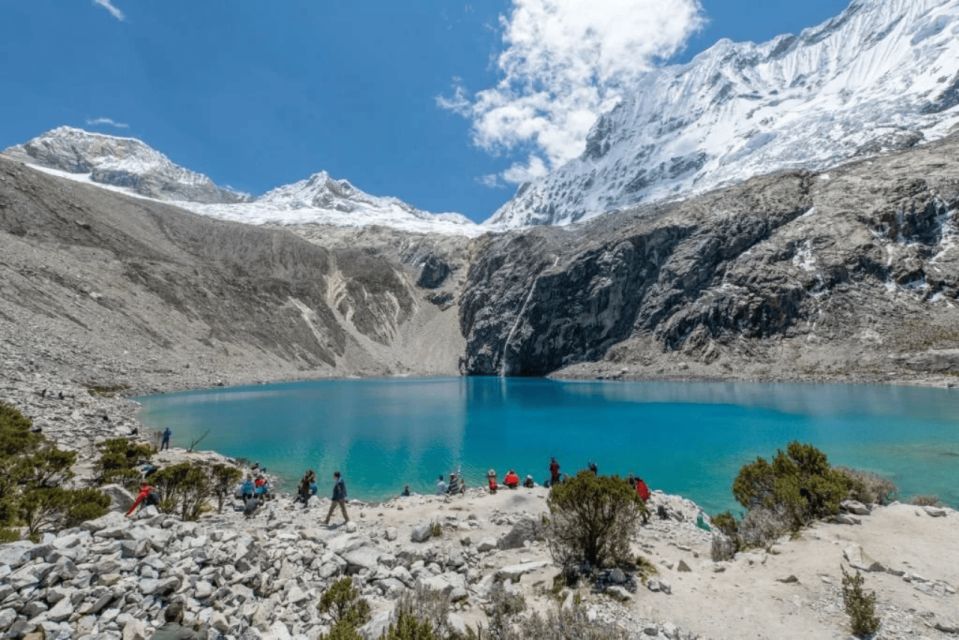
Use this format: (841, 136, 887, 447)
(136, 377, 959, 513)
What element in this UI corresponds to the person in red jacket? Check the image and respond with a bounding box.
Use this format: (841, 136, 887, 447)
(503, 469, 520, 489)
(126, 483, 157, 517)
(549, 457, 560, 486)
(636, 477, 651, 524)
(486, 469, 498, 494)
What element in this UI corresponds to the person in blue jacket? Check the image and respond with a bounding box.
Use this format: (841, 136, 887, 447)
(324, 471, 349, 526)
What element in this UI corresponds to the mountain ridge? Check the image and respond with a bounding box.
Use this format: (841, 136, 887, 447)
(3, 127, 482, 237)
(490, 0, 959, 228)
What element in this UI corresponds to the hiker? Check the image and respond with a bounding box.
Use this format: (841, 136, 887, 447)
(151, 600, 200, 640)
(243, 493, 259, 518)
(587, 461, 598, 475)
(57, 391, 64, 400)
(523, 474, 535, 489)
(324, 471, 349, 526)
(40, 389, 47, 399)
(549, 457, 561, 486)
(160, 427, 172, 451)
(447, 471, 465, 495)
(635, 477, 651, 524)
(295, 471, 315, 507)
(486, 469, 498, 494)
(240, 476, 255, 501)
(126, 483, 158, 517)
(435, 474, 447, 495)
(503, 469, 520, 489)
(401, 485, 411, 497)
(254, 475, 270, 501)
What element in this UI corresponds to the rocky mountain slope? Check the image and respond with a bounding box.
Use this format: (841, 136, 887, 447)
(461, 132, 959, 383)
(0, 156, 466, 391)
(491, 0, 959, 228)
(3, 128, 481, 236)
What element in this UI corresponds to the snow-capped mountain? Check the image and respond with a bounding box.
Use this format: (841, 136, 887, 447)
(4, 126, 248, 205)
(489, 0, 959, 228)
(3, 128, 481, 236)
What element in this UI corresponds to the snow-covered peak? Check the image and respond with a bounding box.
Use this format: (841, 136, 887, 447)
(4, 127, 482, 236)
(4, 126, 248, 204)
(489, 0, 959, 228)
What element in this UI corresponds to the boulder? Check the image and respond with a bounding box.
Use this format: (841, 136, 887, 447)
(496, 518, 543, 550)
(0, 609, 16, 631)
(341, 545, 381, 573)
(606, 586, 632, 602)
(384, 527, 398, 542)
(843, 544, 884, 573)
(46, 597, 73, 622)
(411, 524, 433, 543)
(677, 560, 692, 573)
(100, 484, 136, 512)
(476, 538, 497, 553)
(840, 500, 871, 516)
(496, 561, 549, 583)
(924, 506, 948, 518)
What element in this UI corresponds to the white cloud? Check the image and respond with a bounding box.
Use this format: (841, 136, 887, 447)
(92, 0, 125, 21)
(441, 0, 704, 184)
(501, 156, 549, 184)
(86, 117, 129, 129)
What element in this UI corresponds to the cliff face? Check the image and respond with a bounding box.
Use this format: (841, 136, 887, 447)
(461, 134, 959, 383)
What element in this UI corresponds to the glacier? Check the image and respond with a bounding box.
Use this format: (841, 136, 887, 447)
(489, 0, 959, 228)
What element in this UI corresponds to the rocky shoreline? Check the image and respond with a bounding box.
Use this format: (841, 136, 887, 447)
(2, 367, 958, 640)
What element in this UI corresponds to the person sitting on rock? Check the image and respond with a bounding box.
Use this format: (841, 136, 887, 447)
(447, 472, 463, 495)
(487, 469, 498, 494)
(523, 474, 535, 489)
(436, 474, 447, 495)
(151, 600, 200, 640)
(254, 475, 270, 501)
(503, 469, 520, 489)
(401, 484, 411, 497)
(126, 483, 158, 517)
(324, 471, 349, 526)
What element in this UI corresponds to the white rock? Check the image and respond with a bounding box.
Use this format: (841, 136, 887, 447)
(840, 500, 871, 516)
(924, 506, 948, 518)
(411, 524, 433, 543)
(384, 527, 398, 542)
(495, 560, 549, 583)
(606, 586, 632, 601)
(843, 544, 884, 573)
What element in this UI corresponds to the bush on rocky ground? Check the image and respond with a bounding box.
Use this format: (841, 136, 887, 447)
(842, 567, 881, 638)
(511, 601, 629, 640)
(836, 467, 898, 506)
(149, 460, 244, 520)
(545, 471, 644, 575)
(210, 463, 242, 512)
(318, 578, 371, 639)
(733, 442, 853, 531)
(909, 495, 942, 507)
(96, 437, 154, 490)
(0, 402, 108, 541)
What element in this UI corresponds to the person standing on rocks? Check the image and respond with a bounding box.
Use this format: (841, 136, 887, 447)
(151, 600, 200, 640)
(160, 427, 172, 451)
(549, 457, 561, 486)
(436, 474, 447, 495)
(324, 471, 349, 526)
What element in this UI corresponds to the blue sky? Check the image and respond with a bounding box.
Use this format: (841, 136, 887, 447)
(0, 0, 850, 221)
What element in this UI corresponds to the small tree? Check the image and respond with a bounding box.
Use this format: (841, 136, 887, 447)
(319, 578, 371, 630)
(96, 438, 154, 490)
(379, 608, 439, 640)
(19, 487, 109, 541)
(545, 471, 643, 573)
(842, 567, 880, 638)
(152, 462, 213, 521)
(210, 464, 242, 513)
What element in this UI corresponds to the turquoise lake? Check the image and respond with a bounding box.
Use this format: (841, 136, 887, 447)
(136, 377, 959, 513)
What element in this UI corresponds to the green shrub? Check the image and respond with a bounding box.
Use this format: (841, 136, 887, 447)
(484, 582, 527, 638)
(210, 464, 242, 513)
(836, 467, 897, 506)
(711, 511, 739, 538)
(319, 578, 371, 630)
(733, 442, 852, 531)
(86, 383, 130, 397)
(96, 438, 154, 490)
(379, 608, 440, 640)
(514, 601, 628, 640)
(0, 402, 106, 536)
(546, 471, 644, 572)
(909, 495, 941, 507)
(0, 527, 21, 543)
(842, 567, 880, 638)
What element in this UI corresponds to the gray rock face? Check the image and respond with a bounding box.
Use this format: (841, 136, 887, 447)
(0, 156, 464, 389)
(461, 133, 959, 383)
